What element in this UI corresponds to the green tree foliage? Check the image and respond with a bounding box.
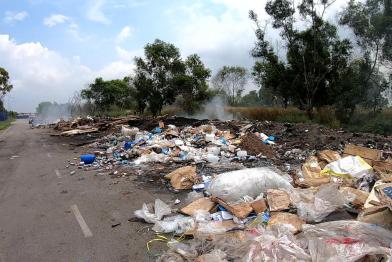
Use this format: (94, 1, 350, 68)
(174, 54, 211, 114)
(81, 77, 133, 113)
(239, 90, 262, 106)
(341, 0, 392, 66)
(339, 0, 391, 119)
(0, 67, 13, 111)
(212, 66, 247, 105)
(249, 0, 352, 117)
(133, 39, 184, 116)
(133, 39, 211, 115)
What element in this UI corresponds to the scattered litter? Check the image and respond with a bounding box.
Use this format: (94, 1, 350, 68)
(48, 116, 392, 261)
(111, 223, 121, 228)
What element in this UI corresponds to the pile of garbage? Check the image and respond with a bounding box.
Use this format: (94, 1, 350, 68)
(131, 144, 392, 261)
(55, 116, 392, 260)
(51, 115, 141, 136)
(70, 121, 277, 176)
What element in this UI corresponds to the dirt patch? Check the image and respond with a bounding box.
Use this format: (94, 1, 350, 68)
(240, 133, 275, 158)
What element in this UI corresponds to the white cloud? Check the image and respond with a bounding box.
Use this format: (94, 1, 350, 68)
(67, 23, 91, 42)
(3, 11, 28, 24)
(115, 46, 142, 61)
(170, 2, 264, 72)
(87, 0, 110, 24)
(97, 61, 135, 80)
(43, 14, 70, 27)
(116, 26, 134, 43)
(0, 35, 135, 112)
(170, 0, 348, 74)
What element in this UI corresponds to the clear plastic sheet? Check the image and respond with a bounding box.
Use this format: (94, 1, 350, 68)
(243, 226, 311, 262)
(290, 184, 345, 222)
(302, 220, 392, 262)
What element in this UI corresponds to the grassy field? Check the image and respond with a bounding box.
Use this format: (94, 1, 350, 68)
(226, 106, 392, 135)
(0, 118, 14, 130)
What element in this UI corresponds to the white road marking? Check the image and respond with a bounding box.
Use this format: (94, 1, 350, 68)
(47, 152, 52, 158)
(70, 205, 93, 238)
(55, 169, 62, 178)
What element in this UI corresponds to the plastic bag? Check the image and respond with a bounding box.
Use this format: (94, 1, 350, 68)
(207, 167, 293, 203)
(134, 203, 157, 223)
(196, 249, 228, 262)
(302, 220, 392, 262)
(244, 226, 311, 262)
(290, 184, 345, 222)
(185, 191, 204, 204)
(192, 210, 212, 223)
(157, 241, 198, 262)
(121, 126, 138, 136)
(152, 215, 195, 234)
(155, 199, 171, 220)
(134, 199, 171, 224)
(321, 156, 373, 179)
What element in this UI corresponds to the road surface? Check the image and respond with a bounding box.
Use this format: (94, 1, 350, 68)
(0, 120, 172, 262)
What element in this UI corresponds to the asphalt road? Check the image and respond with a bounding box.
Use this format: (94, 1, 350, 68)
(0, 120, 173, 262)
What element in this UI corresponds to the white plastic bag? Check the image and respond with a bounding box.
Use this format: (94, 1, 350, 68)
(290, 184, 345, 222)
(207, 167, 293, 203)
(155, 199, 171, 220)
(134, 199, 171, 224)
(321, 156, 373, 179)
(152, 215, 195, 234)
(121, 126, 138, 136)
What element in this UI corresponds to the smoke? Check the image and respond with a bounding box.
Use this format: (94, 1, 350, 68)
(191, 96, 237, 120)
(34, 102, 71, 125)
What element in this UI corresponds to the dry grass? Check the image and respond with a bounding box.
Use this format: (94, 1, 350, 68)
(226, 106, 309, 122)
(226, 106, 342, 128)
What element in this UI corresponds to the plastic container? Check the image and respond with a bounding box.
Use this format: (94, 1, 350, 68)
(124, 141, 134, 150)
(80, 154, 96, 164)
(153, 127, 162, 134)
(207, 146, 220, 156)
(237, 150, 248, 157)
(205, 133, 215, 142)
(207, 154, 219, 163)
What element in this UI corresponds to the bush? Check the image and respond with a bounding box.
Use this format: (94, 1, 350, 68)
(346, 109, 392, 135)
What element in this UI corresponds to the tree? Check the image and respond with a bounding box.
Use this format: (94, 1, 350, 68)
(249, 0, 352, 117)
(212, 66, 247, 105)
(0, 67, 13, 111)
(132, 39, 212, 115)
(133, 39, 184, 116)
(239, 90, 262, 106)
(341, 0, 392, 68)
(81, 77, 132, 113)
(175, 54, 211, 114)
(340, 0, 392, 114)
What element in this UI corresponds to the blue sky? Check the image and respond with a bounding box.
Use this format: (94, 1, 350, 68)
(0, 0, 347, 112)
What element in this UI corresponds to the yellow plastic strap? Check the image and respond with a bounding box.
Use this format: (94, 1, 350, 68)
(146, 235, 169, 251)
